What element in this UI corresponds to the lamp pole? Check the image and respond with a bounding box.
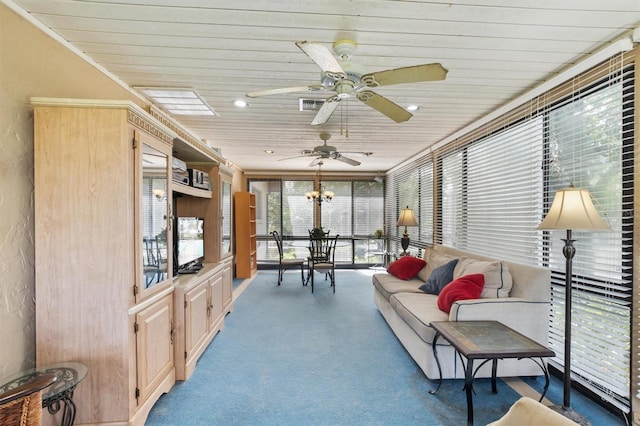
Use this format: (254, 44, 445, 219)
(561, 230, 575, 410)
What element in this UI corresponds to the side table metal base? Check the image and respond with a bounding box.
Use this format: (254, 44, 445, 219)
(46, 389, 78, 426)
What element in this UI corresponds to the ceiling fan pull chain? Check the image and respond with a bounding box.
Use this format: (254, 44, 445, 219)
(340, 101, 344, 136)
(346, 100, 349, 138)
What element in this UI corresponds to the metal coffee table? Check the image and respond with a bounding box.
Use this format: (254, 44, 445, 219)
(429, 320, 554, 426)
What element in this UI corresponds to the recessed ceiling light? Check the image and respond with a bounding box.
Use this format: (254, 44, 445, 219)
(264, 150, 274, 154)
(233, 99, 249, 108)
(134, 87, 217, 116)
(406, 105, 421, 112)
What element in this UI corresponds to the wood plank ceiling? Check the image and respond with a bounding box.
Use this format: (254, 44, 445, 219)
(8, 0, 640, 173)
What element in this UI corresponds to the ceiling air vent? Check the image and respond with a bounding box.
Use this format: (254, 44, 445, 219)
(299, 98, 325, 111)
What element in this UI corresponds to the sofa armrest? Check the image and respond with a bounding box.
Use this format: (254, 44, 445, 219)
(488, 397, 579, 425)
(449, 298, 550, 345)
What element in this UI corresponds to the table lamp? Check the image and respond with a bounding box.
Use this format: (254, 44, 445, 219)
(397, 206, 418, 256)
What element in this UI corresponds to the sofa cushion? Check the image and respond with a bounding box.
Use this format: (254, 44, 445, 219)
(437, 274, 485, 313)
(387, 256, 426, 280)
(416, 248, 430, 281)
(420, 248, 458, 282)
(372, 273, 423, 302)
(419, 259, 458, 294)
(454, 257, 512, 298)
(390, 292, 448, 344)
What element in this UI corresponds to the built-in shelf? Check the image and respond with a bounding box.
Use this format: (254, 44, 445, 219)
(172, 181, 212, 199)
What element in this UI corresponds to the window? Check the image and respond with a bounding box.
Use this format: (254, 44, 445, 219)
(386, 158, 434, 255)
(438, 118, 544, 263)
(542, 67, 633, 410)
(387, 54, 634, 411)
(248, 178, 384, 264)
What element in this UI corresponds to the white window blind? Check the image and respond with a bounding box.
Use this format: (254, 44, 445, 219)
(541, 60, 634, 411)
(248, 178, 383, 263)
(435, 55, 633, 411)
(438, 118, 544, 264)
(386, 158, 434, 255)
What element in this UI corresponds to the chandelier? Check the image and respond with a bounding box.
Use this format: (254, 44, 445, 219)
(305, 162, 334, 204)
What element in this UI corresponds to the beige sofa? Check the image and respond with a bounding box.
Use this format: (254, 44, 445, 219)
(373, 245, 551, 379)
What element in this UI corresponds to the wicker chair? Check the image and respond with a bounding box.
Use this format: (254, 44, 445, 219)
(0, 373, 57, 426)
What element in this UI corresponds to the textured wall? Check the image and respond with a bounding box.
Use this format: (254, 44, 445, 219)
(0, 4, 143, 377)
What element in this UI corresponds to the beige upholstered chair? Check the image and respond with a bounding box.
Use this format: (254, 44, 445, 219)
(0, 373, 57, 426)
(271, 231, 306, 286)
(488, 397, 579, 426)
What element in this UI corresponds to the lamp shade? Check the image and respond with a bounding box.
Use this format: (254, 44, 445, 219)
(537, 186, 610, 231)
(397, 207, 418, 227)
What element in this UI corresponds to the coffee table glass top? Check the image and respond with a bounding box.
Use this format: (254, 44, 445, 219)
(0, 362, 88, 401)
(430, 320, 554, 359)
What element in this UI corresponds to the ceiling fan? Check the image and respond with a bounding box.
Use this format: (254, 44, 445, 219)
(279, 133, 372, 167)
(246, 39, 447, 125)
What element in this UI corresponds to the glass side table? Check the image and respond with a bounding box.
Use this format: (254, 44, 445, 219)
(0, 362, 88, 426)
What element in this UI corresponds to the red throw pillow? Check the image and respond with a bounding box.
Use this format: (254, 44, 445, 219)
(386, 256, 427, 280)
(437, 274, 485, 313)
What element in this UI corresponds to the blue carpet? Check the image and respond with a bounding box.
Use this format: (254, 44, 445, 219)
(147, 270, 625, 425)
(232, 277, 245, 289)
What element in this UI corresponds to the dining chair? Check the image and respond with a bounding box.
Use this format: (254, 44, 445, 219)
(0, 372, 57, 426)
(307, 234, 339, 293)
(271, 231, 306, 286)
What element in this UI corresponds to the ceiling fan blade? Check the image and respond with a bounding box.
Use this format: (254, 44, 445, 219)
(357, 90, 412, 123)
(361, 63, 448, 87)
(311, 96, 341, 125)
(308, 157, 323, 167)
(334, 153, 361, 166)
(340, 151, 373, 158)
(295, 41, 345, 74)
(246, 84, 323, 98)
(277, 155, 306, 161)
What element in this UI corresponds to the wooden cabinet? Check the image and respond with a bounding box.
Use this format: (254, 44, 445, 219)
(173, 258, 233, 381)
(235, 191, 258, 278)
(32, 97, 234, 424)
(33, 98, 177, 425)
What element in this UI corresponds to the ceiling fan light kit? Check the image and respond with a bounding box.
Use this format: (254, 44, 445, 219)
(246, 39, 447, 126)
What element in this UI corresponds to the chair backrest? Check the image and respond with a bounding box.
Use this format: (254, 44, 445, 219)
(271, 231, 284, 259)
(0, 373, 57, 426)
(309, 234, 339, 263)
(143, 237, 158, 267)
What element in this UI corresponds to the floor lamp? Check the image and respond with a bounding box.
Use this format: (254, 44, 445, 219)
(537, 185, 610, 424)
(397, 206, 418, 256)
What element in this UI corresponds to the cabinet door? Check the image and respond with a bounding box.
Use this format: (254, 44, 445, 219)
(220, 178, 232, 257)
(208, 273, 224, 331)
(136, 294, 174, 405)
(222, 262, 233, 313)
(185, 284, 209, 361)
(136, 131, 173, 303)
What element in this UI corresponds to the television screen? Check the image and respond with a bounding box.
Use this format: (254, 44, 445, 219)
(176, 217, 204, 271)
